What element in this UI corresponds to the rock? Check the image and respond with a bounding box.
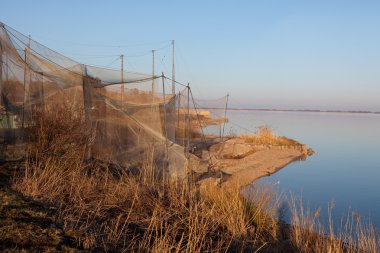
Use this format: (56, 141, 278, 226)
(307, 148, 315, 156)
(209, 139, 256, 159)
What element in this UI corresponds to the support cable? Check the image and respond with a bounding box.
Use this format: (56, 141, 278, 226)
(4, 26, 158, 88)
(163, 76, 188, 88)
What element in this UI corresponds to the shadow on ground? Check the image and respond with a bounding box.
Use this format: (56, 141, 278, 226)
(0, 162, 81, 252)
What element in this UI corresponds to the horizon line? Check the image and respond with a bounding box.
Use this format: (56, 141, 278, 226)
(199, 107, 380, 114)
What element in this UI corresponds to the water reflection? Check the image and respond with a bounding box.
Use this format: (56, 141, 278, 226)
(215, 110, 380, 230)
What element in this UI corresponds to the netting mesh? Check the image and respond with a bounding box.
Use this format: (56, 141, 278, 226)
(0, 24, 86, 160)
(176, 91, 228, 146)
(0, 23, 228, 179)
(90, 78, 176, 165)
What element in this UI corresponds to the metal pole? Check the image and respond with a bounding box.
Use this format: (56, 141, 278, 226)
(82, 65, 93, 161)
(161, 72, 169, 174)
(120, 54, 124, 103)
(222, 93, 229, 140)
(22, 48, 27, 128)
(161, 73, 168, 144)
(152, 50, 155, 96)
(22, 36, 31, 127)
(171, 40, 175, 94)
(0, 37, 3, 107)
(27, 35, 31, 106)
(177, 91, 180, 135)
(186, 83, 190, 155)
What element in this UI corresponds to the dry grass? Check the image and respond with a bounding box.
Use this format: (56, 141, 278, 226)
(9, 104, 379, 252)
(289, 196, 379, 253)
(241, 125, 299, 146)
(175, 122, 202, 139)
(13, 104, 279, 252)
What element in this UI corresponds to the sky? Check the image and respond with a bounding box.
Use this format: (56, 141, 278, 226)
(1, 1, 380, 111)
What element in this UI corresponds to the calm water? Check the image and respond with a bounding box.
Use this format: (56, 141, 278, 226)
(209, 110, 380, 229)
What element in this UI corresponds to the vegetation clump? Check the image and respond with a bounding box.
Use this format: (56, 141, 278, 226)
(241, 125, 299, 146)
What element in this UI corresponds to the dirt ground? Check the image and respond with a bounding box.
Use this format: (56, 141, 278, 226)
(0, 162, 81, 252)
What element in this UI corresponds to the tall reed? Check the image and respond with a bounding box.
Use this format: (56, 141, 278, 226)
(13, 104, 379, 252)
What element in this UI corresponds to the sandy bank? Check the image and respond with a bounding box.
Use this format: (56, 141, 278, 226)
(220, 149, 305, 187)
(196, 138, 313, 189)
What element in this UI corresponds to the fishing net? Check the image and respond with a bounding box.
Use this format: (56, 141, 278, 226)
(175, 90, 228, 146)
(0, 22, 228, 179)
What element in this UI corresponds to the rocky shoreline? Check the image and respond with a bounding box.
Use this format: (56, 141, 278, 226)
(196, 137, 314, 189)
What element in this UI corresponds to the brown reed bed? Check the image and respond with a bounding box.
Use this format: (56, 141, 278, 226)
(7, 104, 379, 252)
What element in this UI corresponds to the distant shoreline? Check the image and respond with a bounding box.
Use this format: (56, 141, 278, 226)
(199, 107, 380, 115)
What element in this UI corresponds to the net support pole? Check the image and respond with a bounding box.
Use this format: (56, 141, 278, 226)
(186, 83, 191, 186)
(22, 48, 28, 128)
(27, 36, 31, 109)
(82, 66, 93, 161)
(152, 50, 155, 95)
(161, 73, 169, 172)
(177, 90, 180, 132)
(186, 83, 190, 156)
(120, 54, 124, 105)
(171, 40, 175, 94)
(21, 36, 31, 128)
(222, 93, 229, 140)
(0, 31, 3, 107)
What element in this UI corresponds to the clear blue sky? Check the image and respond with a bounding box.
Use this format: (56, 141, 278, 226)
(1, 1, 380, 111)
